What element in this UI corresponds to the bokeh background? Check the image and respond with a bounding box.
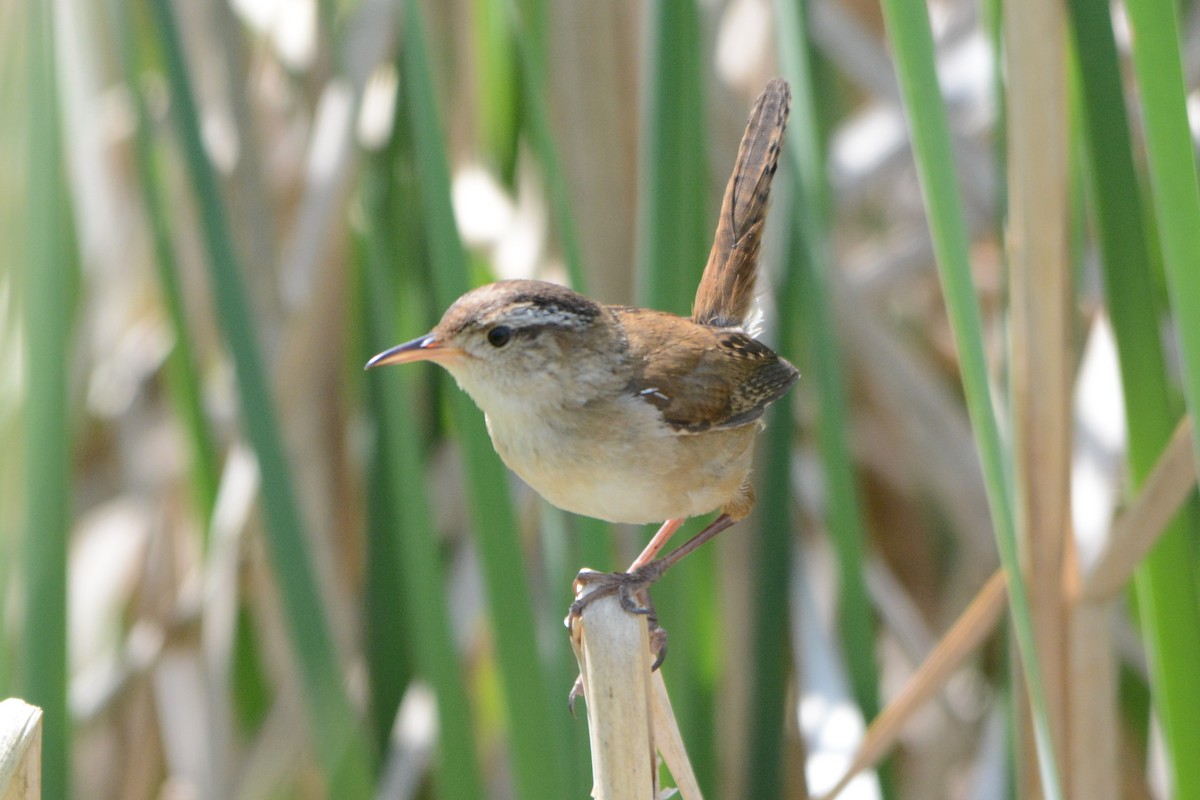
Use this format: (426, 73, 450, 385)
(4, 0, 1200, 797)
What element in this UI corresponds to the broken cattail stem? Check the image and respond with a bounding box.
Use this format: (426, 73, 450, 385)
(0, 698, 42, 800)
(570, 580, 704, 799)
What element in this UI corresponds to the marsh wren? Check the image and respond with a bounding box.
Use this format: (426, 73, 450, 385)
(367, 79, 795, 641)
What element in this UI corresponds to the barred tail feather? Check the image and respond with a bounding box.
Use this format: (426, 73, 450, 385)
(692, 78, 790, 330)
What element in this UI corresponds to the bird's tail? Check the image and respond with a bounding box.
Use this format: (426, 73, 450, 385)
(692, 78, 791, 330)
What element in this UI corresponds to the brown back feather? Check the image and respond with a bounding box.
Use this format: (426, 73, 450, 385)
(692, 79, 791, 329)
(619, 308, 799, 433)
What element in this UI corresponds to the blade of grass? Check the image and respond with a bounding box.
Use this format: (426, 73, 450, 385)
(0, 1, 26, 702)
(1064, 9, 1181, 794)
(744, 218, 799, 799)
(516, 0, 546, 67)
(774, 0, 881, 729)
(109, 0, 278, 742)
(1116, 2, 1200, 794)
(634, 0, 709, 316)
(1069, 10, 1200, 793)
(399, 3, 570, 796)
(502, 4, 610, 791)
(1125, 0, 1200, 472)
(875, 1, 1063, 796)
(22, 2, 71, 795)
(632, 2, 717, 792)
(357, 130, 418, 755)
(147, 0, 374, 791)
(1067, 0, 1183, 495)
(360, 420, 415, 751)
(504, 0, 610, 568)
(504, 0, 589, 295)
(472, 0, 518, 183)
(361, 227, 486, 800)
(104, 0, 219, 535)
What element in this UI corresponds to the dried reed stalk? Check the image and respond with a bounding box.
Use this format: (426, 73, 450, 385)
(0, 698, 42, 800)
(570, 583, 702, 800)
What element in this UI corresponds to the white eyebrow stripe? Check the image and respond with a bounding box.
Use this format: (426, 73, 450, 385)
(502, 304, 590, 329)
(639, 387, 669, 401)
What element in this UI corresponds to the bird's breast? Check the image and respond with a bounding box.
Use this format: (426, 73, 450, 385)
(481, 393, 755, 524)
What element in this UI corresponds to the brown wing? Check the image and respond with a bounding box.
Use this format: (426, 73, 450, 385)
(692, 79, 790, 329)
(619, 309, 799, 433)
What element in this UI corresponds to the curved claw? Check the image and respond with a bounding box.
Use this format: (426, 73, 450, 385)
(568, 568, 655, 622)
(567, 674, 585, 717)
(566, 569, 671, 671)
(648, 616, 668, 671)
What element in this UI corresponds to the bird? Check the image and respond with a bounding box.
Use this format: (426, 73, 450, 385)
(367, 78, 796, 651)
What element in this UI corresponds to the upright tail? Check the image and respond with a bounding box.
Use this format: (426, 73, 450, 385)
(692, 78, 791, 330)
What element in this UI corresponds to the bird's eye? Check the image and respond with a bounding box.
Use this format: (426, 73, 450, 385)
(487, 325, 512, 347)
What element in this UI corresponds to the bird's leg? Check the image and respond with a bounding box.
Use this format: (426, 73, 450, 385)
(567, 513, 738, 628)
(567, 516, 687, 624)
(627, 513, 737, 587)
(628, 517, 686, 571)
(566, 517, 684, 622)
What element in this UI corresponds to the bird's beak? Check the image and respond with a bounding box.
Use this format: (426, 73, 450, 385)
(364, 334, 462, 369)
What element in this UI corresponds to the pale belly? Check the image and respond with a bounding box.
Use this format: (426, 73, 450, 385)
(483, 397, 756, 524)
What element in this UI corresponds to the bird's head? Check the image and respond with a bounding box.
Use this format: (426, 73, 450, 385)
(366, 279, 626, 413)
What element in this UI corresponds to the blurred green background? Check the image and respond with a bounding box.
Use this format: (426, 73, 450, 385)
(4, 0, 1200, 797)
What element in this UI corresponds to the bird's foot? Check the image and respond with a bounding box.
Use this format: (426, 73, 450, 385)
(565, 575, 670, 714)
(566, 563, 665, 622)
(565, 565, 670, 671)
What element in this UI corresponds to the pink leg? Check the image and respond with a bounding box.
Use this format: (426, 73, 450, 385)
(628, 518, 686, 571)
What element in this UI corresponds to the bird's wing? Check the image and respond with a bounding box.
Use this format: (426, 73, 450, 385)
(618, 308, 799, 433)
